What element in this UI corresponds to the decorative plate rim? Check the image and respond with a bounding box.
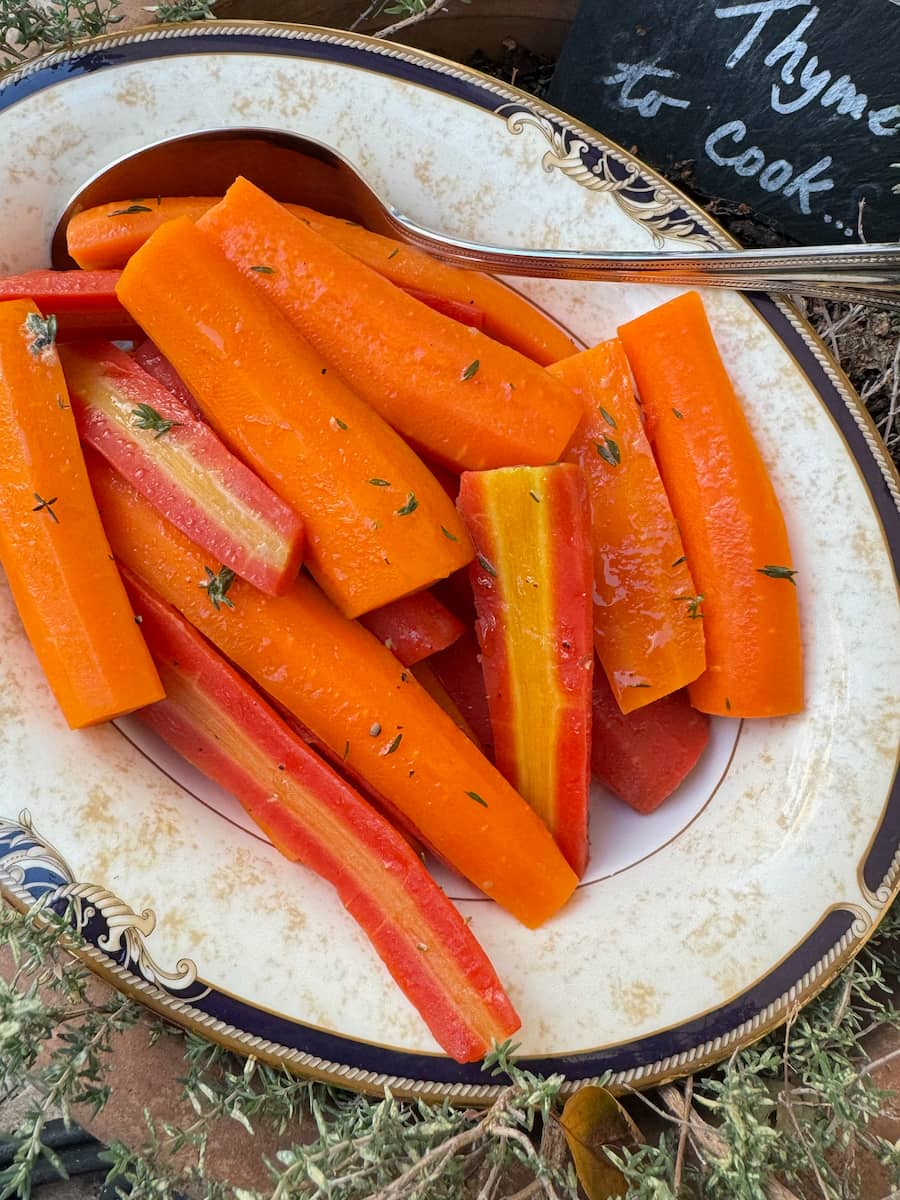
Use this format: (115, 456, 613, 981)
(0, 21, 897, 1106)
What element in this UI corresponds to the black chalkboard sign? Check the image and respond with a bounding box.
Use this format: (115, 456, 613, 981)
(548, 0, 900, 244)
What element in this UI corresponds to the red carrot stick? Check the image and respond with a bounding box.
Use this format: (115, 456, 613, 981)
(360, 590, 464, 665)
(591, 666, 710, 814)
(60, 342, 305, 596)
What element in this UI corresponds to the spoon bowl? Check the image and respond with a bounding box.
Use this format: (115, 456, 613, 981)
(52, 127, 900, 308)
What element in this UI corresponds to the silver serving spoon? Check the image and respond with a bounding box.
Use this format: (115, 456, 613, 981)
(51, 128, 900, 309)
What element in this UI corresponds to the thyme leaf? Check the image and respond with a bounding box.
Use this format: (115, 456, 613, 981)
(382, 733, 403, 755)
(31, 492, 59, 523)
(440, 524, 458, 541)
(477, 553, 498, 578)
(674, 592, 705, 619)
(132, 402, 181, 439)
(25, 312, 57, 354)
(595, 437, 621, 467)
(461, 359, 480, 381)
(107, 204, 153, 216)
(757, 564, 798, 585)
(396, 493, 418, 516)
(465, 790, 488, 807)
(599, 405, 617, 428)
(199, 565, 236, 611)
(250, 264, 275, 274)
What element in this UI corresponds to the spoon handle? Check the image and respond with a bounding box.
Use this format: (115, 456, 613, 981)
(388, 216, 900, 308)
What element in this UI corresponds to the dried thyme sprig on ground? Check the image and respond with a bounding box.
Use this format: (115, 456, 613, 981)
(4, 894, 900, 1199)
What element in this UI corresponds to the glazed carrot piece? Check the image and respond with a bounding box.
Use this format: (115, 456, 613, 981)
(66, 198, 214, 270)
(132, 339, 201, 415)
(66, 196, 575, 362)
(116, 216, 472, 619)
(591, 667, 710, 814)
(403, 288, 485, 330)
(410, 660, 482, 746)
(551, 339, 706, 712)
(0, 301, 163, 727)
(283, 207, 575, 364)
(618, 292, 803, 718)
(88, 454, 578, 927)
(458, 464, 594, 877)
(429, 631, 495, 756)
(0, 270, 137, 340)
(126, 570, 519, 1062)
(60, 342, 305, 596)
(196, 178, 583, 472)
(360, 590, 464, 665)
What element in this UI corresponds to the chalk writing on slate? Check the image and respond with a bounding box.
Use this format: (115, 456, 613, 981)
(548, 0, 900, 244)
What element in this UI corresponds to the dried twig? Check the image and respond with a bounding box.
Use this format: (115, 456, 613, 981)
(377, 0, 448, 40)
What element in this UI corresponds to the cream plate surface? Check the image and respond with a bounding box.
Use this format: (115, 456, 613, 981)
(0, 23, 898, 1103)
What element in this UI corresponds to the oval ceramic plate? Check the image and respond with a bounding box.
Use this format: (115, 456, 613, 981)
(0, 22, 898, 1105)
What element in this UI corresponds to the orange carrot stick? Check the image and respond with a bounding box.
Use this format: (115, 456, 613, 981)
(618, 292, 803, 718)
(551, 339, 706, 712)
(116, 216, 472, 620)
(0, 300, 164, 727)
(66, 196, 576, 364)
(196, 178, 583, 472)
(88, 453, 578, 928)
(67, 198, 215, 270)
(283, 206, 576, 365)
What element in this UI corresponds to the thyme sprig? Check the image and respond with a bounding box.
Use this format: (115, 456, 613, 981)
(0, 0, 122, 68)
(199, 565, 236, 611)
(2, 895, 900, 1199)
(132, 403, 180, 439)
(25, 313, 57, 355)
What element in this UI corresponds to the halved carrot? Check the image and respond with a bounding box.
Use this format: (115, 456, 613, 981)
(88, 453, 578, 928)
(66, 197, 575, 363)
(126, 569, 519, 1062)
(551, 339, 706, 712)
(67, 198, 215, 270)
(116, 216, 472, 619)
(196, 178, 583, 472)
(60, 342, 305, 596)
(458, 464, 594, 877)
(0, 300, 163, 727)
(360, 590, 465, 665)
(618, 292, 803, 718)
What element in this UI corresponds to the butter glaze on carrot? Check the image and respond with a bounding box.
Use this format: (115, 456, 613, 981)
(116, 215, 472, 619)
(196, 178, 583, 472)
(552, 339, 706, 712)
(88, 454, 578, 928)
(0, 300, 163, 727)
(618, 292, 803, 718)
